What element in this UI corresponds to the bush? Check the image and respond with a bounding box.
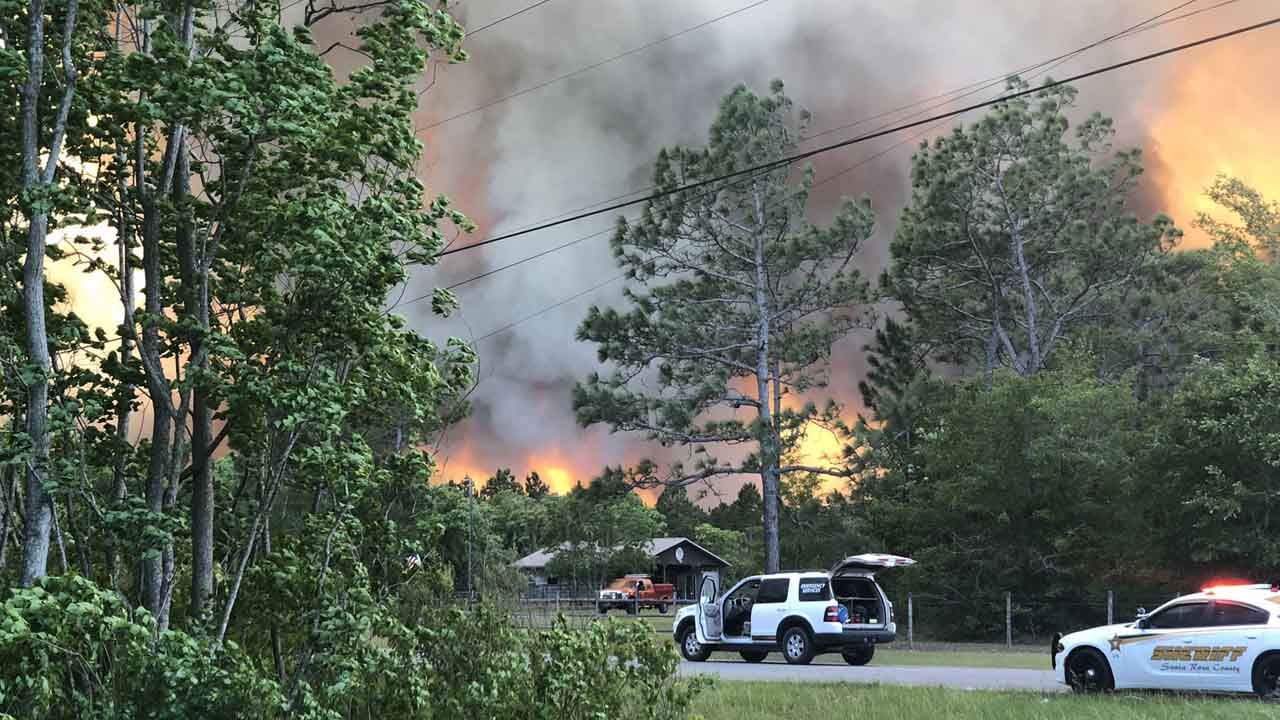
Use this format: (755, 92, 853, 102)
(0, 577, 705, 719)
(0, 575, 280, 719)
(417, 606, 707, 720)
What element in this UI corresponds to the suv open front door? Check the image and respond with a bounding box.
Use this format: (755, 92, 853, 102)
(695, 575, 722, 643)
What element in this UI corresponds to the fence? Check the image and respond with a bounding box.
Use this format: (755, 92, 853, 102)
(504, 589, 1190, 648)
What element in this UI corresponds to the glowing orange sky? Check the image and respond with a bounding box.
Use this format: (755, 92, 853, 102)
(1144, 41, 1280, 246)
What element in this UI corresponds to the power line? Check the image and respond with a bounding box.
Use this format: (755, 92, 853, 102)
(468, 0, 557, 35)
(418, 0, 778, 132)
(799, 0, 1209, 145)
(474, 273, 625, 341)
(434, 14, 1280, 260)
(433, 0, 1221, 246)
(406, 0, 1229, 306)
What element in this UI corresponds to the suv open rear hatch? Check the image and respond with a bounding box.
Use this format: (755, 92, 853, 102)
(830, 553, 915, 575)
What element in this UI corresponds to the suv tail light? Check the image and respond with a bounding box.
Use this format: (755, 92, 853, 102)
(824, 605, 841, 623)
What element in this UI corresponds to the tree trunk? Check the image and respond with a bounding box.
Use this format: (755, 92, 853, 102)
(108, 167, 134, 592)
(751, 188, 780, 573)
(140, 196, 171, 614)
(17, 0, 52, 586)
(174, 145, 215, 617)
(0, 451, 13, 572)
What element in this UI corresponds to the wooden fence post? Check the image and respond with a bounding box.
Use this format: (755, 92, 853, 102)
(1005, 592, 1012, 648)
(907, 593, 914, 650)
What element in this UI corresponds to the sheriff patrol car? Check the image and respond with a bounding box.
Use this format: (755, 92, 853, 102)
(673, 554, 912, 666)
(1052, 583, 1280, 698)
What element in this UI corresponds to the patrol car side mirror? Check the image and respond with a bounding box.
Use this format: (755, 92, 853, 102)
(1135, 617, 1150, 630)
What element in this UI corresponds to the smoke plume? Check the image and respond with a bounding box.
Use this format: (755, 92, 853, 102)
(383, 0, 1280, 491)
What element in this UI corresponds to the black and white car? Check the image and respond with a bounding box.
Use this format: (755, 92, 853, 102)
(1054, 582, 1280, 698)
(673, 554, 913, 665)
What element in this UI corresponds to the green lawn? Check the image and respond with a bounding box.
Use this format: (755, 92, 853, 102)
(691, 682, 1273, 720)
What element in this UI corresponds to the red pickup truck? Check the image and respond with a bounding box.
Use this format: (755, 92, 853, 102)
(597, 576, 675, 614)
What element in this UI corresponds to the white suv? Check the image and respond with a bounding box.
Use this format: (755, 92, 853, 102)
(673, 554, 913, 665)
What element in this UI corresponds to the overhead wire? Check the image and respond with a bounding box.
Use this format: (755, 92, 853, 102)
(432, 14, 1280, 262)
(402, 0, 1206, 315)
(467, 0, 557, 35)
(429, 0, 1227, 247)
(417, 0, 779, 131)
(453, 8, 1280, 342)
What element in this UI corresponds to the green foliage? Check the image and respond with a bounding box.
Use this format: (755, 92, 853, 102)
(655, 485, 708, 539)
(693, 522, 760, 584)
(418, 607, 706, 720)
(888, 78, 1179, 376)
(1144, 353, 1280, 574)
(859, 356, 1145, 638)
(0, 576, 278, 719)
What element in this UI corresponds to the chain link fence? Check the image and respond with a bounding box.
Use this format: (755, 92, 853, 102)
(499, 589, 1190, 647)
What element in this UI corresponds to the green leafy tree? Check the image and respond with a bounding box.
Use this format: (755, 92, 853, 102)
(575, 81, 875, 572)
(888, 79, 1179, 378)
(524, 470, 551, 500)
(693, 522, 760, 584)
(482, 467, 524, 498)
(859, 355, 1146, 638)
(654, 485, 707, 538)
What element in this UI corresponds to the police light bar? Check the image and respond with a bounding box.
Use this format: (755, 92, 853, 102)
(1201, 582, 1271, 594)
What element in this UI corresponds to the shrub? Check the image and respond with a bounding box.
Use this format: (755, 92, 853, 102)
(0, 575, 280, 719)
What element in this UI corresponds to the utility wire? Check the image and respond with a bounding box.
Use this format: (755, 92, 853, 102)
(467, 0, 557, 35)
(431, 0, 1221, 246)
(401, 0, 1230, 308)
(473, 273, 625, 342)
(418, 0, 778, 131)
(435, 14, 1280, 260)
(800, 0, 1209, 145)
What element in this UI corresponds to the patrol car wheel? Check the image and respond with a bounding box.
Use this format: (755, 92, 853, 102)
(679, 625, 711, 662)
(1065, 647, 1113, 693)
(1253, 652, 1280, 701)
(781, 627, 815, 665)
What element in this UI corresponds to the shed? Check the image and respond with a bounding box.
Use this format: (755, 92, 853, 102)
(515, 536, 729, 600)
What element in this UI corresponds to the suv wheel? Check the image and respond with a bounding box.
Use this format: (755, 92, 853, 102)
(781, 626, 815, 665)
(841, 645, 875, 666)
(679, 624, 711, 662)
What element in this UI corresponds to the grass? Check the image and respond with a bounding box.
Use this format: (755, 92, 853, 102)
(691, 682, 1275, 720)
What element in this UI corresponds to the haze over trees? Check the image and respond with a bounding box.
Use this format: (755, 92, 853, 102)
(574, 81, 875, 572)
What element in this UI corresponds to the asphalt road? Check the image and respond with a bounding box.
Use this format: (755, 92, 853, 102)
(679, 659, 1062, 691)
